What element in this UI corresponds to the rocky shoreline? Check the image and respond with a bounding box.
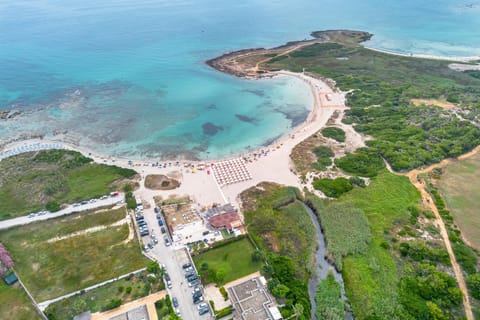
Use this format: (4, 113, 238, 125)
(205, 30, 373, 78)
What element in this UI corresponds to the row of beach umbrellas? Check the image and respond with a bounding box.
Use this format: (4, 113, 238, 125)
(212, 158, 252, 186)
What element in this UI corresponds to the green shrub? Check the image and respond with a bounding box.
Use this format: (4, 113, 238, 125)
(103, 298, 122, 311)
(453, 243, 478, 275)
(335, 148, 385, 177)
(46, 201, 61, 212)
(467, 274, 480, 299)
(349, 176, 366, 187)
(321, 127, 346, 142)
(313, 177, 353, 198)
(313, 146, 334, 158)
(125, 286, 132, 294)
(219, 287, 228, 301)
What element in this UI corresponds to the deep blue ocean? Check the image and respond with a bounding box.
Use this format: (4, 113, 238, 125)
(1, 0, 479, 159)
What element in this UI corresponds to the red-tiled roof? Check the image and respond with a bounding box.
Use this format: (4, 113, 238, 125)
(208, 212, 241, 230)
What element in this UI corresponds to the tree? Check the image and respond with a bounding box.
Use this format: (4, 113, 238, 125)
(272, 284, 290, 298)
(251, 250, 262, 263)
(215, 268, 226, 283)
(147, 261, 160, 274)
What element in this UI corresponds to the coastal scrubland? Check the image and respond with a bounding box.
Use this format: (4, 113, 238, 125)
(0, 281, 41, 320)
(0, 206, 147, 301)
(240, 183, 316, 319)
(193, 237, 262, 285)
(315, 272, 345, 320)
(266, 38, 480, 173)
(307, 172, 465, 319)
(0, 150, 137, 220)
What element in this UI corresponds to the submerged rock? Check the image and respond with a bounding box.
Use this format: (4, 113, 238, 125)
(202, 122, 224, 136)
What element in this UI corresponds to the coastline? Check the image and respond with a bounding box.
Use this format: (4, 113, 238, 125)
(363, 45, 480, 63)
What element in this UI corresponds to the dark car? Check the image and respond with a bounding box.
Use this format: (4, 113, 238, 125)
(140, 230, 150, 236)
(193, 294, 204, 304)
(182, 263, 192, 269)
(161, 227, 166, 234)
(172, 297, 179, 307)
(199, 307, 209, 316)
(154, 207, 160, 213)
(158, 219, 164, 226)
(193, 290, 202, 299)
(187, 274, 198, 282)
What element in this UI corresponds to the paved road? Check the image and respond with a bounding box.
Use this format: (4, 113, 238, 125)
(139, 197, 212, 320)
(0, 193, 124, 230)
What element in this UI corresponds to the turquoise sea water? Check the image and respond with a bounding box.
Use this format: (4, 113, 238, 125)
(1, 0, 479, 159)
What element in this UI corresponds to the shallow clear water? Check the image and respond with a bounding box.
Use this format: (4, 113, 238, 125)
(1, 0, 479, 159)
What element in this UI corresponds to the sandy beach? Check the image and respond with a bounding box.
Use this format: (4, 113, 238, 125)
(0, 71, 346, 210)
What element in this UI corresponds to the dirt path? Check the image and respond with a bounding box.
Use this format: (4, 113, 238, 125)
(390, 145, 480, 320)
(46, 218, 128, 243)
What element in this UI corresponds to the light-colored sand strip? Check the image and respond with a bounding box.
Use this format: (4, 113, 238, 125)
(90, 290, 166, 320)
(46, 218, 127, 243)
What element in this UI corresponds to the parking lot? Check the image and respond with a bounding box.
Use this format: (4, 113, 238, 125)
(134, 199, 213, 320)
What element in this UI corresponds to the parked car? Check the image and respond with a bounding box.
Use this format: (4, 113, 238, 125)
(199, 307, 209, 316)
(161, 227, 166, 234)
(158, 219, 164, 226)
(193, 295, 204, 304)
(164, 273, 172, 289)
(154, 207, 160, 214)
(182, 263, 192, 269)
(187, 274, 198, 282)
(197, 302, 208, 310)
(172, 297, 179, 308)
(185, 271, 195, 278)
(188, 279, 200, 287)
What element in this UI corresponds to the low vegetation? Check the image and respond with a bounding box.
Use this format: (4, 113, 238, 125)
(0, 206, 147, 301)
(313, 177, 353, 198)
(315, 272, 345, 320)
(305, 197, 370, 269)
(266, 37, 480, 172)
(193, 237, 262, 285)
(240, 183, 316, 319)
(0, 150, 136, 220)
(45, 269, 165, 320)
(334, 147, 385, 177)
(0, 282, 41, 320)
(321, 127, 346, 142)
(308, 171, 464, 318)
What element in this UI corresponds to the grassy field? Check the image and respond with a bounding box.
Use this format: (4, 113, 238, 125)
(437, 152, 480, 249)
(339, 172, 420, 318)
(308, 172, 421, 318)
(0, 206, 148, 301)
(0, 149, 136, 220)
(193, 238, 262, 285)
(0, 282, 42, 320)
(45, 270, 165, 320)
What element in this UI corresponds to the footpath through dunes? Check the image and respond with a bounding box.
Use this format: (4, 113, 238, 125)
(387, 145, 480, 320)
